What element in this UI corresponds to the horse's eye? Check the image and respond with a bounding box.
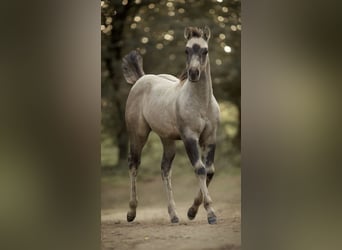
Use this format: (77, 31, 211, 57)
(185, 49, 189, 54)
(202, 49, 208, 55)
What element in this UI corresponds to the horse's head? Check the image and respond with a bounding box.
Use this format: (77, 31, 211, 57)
(184, 26, 211, 82)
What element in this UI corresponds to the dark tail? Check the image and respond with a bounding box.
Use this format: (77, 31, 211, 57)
(122, 50, 145, 84)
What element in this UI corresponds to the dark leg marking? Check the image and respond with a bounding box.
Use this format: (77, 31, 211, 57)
(188, 144, 216, 221)
(183, 138, 199, 166)
(205, 144, 217, 224)
(195, 167, 206, 175)
(184, 138, 206, 174)
(187, 205, 199, 220)
(206, 172, 214, 185)
(205, 144, 216, 167)
(161, 151, 175, 175)
(205, 144, 216, 185)
(128, 145, 141, 170)
(183, 137, 203, 220)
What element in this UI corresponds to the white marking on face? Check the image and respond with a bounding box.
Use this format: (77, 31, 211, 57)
(190, 56, 200, 68)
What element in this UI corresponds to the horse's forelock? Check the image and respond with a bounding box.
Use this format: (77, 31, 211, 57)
(188, 27, 203, 38)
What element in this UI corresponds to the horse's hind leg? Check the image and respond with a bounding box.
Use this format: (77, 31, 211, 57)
(187, 143, 216, 221)
(160, 138, 179, 223)
(127, 128, 150, 222)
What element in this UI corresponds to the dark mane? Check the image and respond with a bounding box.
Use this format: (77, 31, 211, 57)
(178, 67, 188, 83)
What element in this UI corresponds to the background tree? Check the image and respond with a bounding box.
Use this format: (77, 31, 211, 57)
(101, 0, 158, 168)
(101, 0, 241, 171)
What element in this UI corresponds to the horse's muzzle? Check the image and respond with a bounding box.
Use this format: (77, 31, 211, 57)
(188, 68, 200, 82)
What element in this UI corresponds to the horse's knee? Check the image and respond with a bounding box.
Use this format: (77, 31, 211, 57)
(195, 166, 206, 176)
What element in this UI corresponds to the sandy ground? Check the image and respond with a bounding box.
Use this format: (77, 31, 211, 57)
(101, 172, 240, 250)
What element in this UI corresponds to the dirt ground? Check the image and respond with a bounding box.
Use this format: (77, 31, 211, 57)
(101, 172, 240, 250)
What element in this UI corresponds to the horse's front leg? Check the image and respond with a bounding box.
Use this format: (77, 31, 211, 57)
(187, 143, 216, 221)
(183, 136, 217, 224)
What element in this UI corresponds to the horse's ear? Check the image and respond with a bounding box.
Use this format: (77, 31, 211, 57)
(203, 26, 211, 41)
(184, 27, 191, 40)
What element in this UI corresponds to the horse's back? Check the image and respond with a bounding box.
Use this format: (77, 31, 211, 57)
(132, 74, 179, 89)
(157, 74, 179, 83)
(129, 74, 180, 98)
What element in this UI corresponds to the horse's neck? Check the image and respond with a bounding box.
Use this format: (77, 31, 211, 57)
(186, 61, 213, 108)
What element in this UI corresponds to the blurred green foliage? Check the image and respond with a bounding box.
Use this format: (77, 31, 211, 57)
(101, 0, 241, 174)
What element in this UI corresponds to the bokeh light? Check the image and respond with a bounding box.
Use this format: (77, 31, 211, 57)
(134, 16, 141, 22)
(156, 43, 164, 50)
(141, 37, 149, 44)
(224, 45, 232, 53)
(148, 3, 155, 9)
(164, 34, 174, 41)
(216, 59, 222, 65)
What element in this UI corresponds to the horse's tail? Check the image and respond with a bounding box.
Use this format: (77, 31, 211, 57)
(122, 50, 145, 84)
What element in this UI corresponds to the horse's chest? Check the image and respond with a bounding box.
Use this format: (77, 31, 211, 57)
(179, 109, 212, 133)
(200, 115, 214, 133)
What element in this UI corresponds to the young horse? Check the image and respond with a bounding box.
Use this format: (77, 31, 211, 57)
(122, 27, 220, 224)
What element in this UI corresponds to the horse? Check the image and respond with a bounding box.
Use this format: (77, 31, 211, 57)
(121, 26, 220, 224)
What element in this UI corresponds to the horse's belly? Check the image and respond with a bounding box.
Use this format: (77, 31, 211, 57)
(147, 119, 180, 140)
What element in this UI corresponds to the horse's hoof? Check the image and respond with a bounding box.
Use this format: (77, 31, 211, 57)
(127, 212, 136, 222)
(208, 215, 217, 224)
(171, 216, 179, 223)
(187, 207, 198, 220)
